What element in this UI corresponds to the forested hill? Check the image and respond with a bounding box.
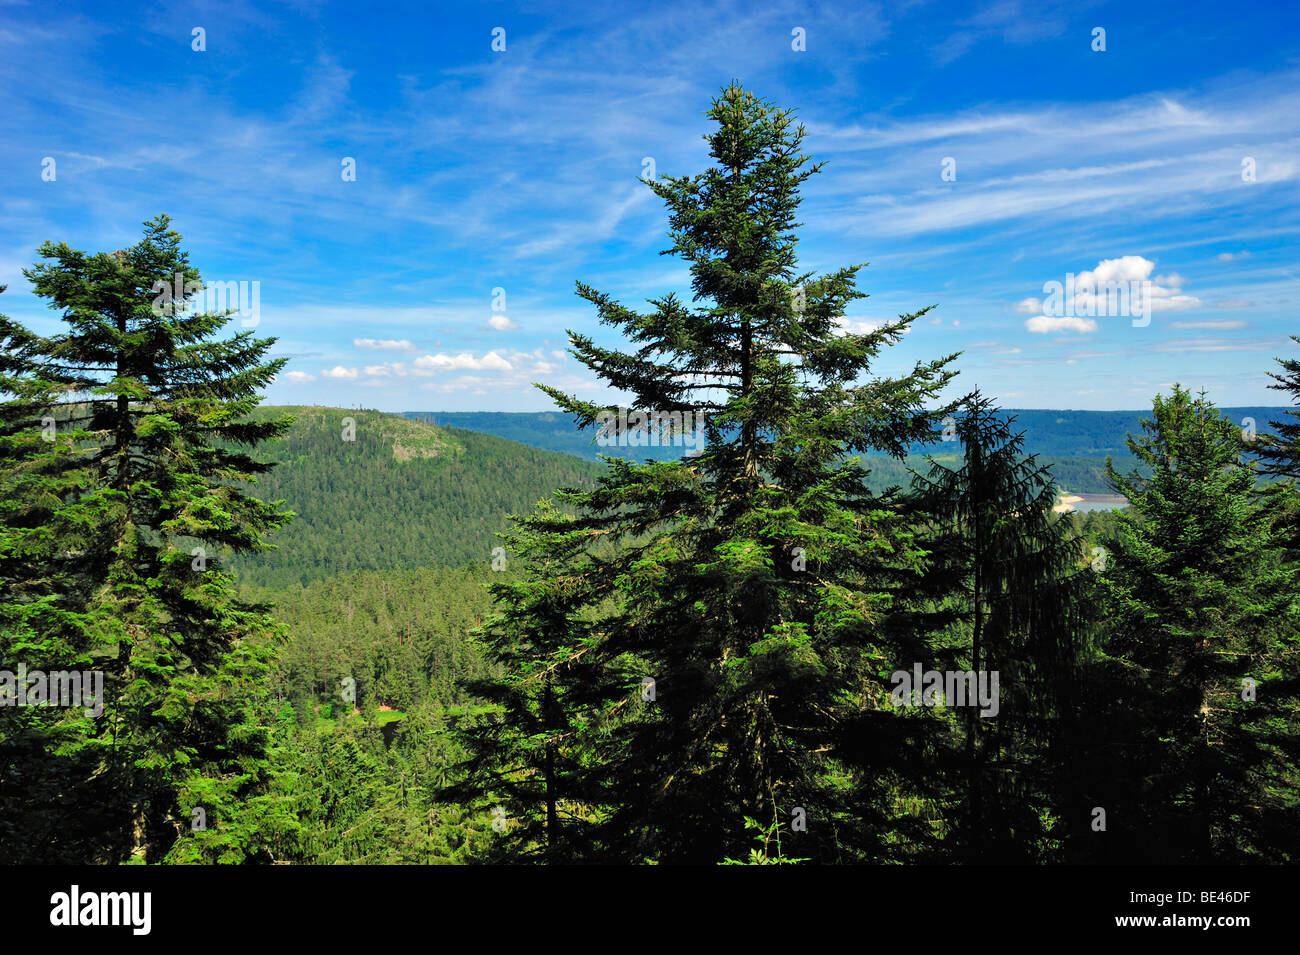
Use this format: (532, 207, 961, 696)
(234, 403, 1289, 589)
(233, 406, 603, 587)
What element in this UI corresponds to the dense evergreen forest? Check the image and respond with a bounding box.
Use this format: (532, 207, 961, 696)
(1, 85, 1296, 866)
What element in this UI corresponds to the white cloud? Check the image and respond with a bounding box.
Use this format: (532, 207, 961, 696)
(1025, 316, 1098, 334)
(488, 314, 518, 331)
(1087, 255, 1155, 285)
(354, 338, 417, 351)
(322, 366, 358, 379)
(284, 370, 316, 383)
(414, 354, 472, 372)
(413, 351, 514, 373)
(1217, 251, 1250, 261)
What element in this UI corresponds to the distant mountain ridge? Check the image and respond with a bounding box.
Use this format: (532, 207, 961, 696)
(403, 407, 1290, 461)
(225, 405, 1294, 588)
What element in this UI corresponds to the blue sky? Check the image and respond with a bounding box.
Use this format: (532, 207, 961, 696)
(1, 0, 1298, 412)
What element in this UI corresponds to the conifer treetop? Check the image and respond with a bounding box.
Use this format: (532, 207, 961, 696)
(541, 82, 959, 472)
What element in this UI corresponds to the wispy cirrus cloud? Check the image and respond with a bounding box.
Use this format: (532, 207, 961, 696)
(2, 0, 1298, 410)
(354, 338, 418, 351)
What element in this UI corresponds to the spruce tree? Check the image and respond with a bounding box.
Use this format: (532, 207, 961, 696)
(468, 84, 960, 863)
(1093, 385, 1298, 862)
(445, 500, 623, 862)
(905, 393, 1088, 862)
(0, 215, 294, 862)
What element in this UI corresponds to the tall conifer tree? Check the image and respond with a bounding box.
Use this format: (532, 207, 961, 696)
(1093, 386, 1298, 861)
(905, 394, 1088, 862)
(465, 85, 960, 863)
(0, 215, 294, 862)
(445, 500, 623, 861)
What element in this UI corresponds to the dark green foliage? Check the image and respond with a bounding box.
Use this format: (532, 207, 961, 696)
(1068, 505, 1125, 544)
(1257, 340, 1300, 483)
(440, 499, 622, 862)
(250, 564, 501, 716)
(454, 84, 962, 864)
(1083, 386, 1300, 862)
(900, 394, 1091, 862)
(240, 564, 502, 863)
(0, 215, 294, 863)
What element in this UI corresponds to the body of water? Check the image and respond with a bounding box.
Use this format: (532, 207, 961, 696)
(1058, 492, 1129, 513)
(1071, 498, 1128, 513)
